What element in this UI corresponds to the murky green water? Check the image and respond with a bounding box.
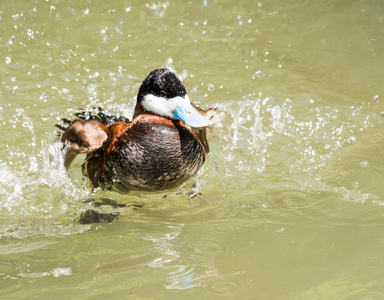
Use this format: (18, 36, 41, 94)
(1, 0, 384, 298)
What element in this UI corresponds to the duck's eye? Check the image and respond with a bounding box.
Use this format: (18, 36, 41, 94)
(160, 91, 167, 98)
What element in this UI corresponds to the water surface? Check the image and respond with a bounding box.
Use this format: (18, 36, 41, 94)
(1, 0, 384, 298)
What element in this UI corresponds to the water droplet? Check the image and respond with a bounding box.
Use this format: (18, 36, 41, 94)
(27, 29, 34, 38)
(207, 83, 215, 91)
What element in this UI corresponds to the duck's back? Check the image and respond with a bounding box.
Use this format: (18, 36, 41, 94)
(85, 115, 205, 193)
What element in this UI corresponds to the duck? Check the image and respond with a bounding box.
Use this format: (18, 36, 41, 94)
(58, 69, 221, 194)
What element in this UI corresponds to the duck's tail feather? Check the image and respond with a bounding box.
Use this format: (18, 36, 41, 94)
(55, 119, 72, 132)
(55, 107, 131, 133)
(74, 107, 131, 125)
(191, 107, 224, 153)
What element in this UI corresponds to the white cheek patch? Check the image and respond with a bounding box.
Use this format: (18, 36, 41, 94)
(142, 94, 179, 119)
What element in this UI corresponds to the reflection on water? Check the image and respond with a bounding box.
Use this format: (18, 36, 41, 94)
(1, 0, 384, 298)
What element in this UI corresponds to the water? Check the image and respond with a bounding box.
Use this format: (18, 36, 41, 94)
(1, 0, 384, 298)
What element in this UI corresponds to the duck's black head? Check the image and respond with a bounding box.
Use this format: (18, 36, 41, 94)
(137, 69, 187, 103)
(135, 69, 211, 127)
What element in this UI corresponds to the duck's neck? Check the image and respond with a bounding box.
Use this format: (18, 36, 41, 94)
(133, 102, 149, 118)
(133, 102, 176, 121)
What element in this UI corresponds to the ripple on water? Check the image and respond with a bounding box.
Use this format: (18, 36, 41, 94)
(296, 278, 384, 299)
(0, 240, 56, 255)
(164, 264, 201, 289)
(266, 188, 319, 210)
(209, 218, 244, 234)
(204, 279, 242, 297)
(188, 238, 230, 259)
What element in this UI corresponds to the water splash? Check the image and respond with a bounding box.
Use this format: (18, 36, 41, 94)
(211, 94, 383, 205)
(0, 89, 382, 232)
(0, 136, 90, 219)
(146, 1, 169, 18)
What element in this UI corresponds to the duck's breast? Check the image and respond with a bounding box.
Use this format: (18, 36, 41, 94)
(86, 115, 205, 192)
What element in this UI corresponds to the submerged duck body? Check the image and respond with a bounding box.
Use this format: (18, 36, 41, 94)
(59, 69, 219, 194)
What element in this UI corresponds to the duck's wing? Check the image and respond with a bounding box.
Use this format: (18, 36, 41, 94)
(55, 108, 131, 168)
(191, 105, 224, 153)
(74, 107, 130, 125)
(55, 107, 130, 132)
(60, 119, 108, 168)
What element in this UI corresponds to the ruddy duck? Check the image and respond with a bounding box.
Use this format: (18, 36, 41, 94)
(58, 69, 221, 194)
